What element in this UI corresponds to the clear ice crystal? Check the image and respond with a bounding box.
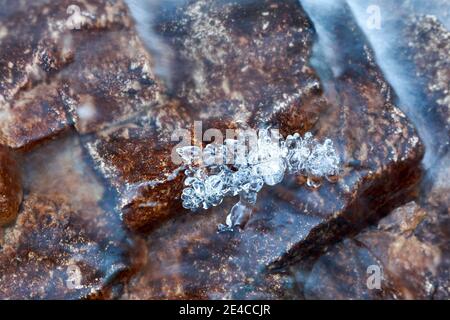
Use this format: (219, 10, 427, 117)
(176, 146, 202, 165)
(177, 129, 341, 230)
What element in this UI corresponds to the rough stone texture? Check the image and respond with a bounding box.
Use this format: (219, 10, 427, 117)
(0, 145, 22, 226)
(297, 8, 450, 300)
(293, 130, 450, 299)
(58, 26, 161, 134)
(403, 15, 450, 155)
(302, 202, 441, 299)
(84, 100, 191, 232)
(83, 0, 329, 233)
(1, 0, 447, 300)
(0, 82, 70, 150)
(120, 3, 424, 299)
(0, 0, 130, 100)
(418, 154, 450, 299)
(302, 191, 450, 300)
(0, 0, 161, 148)
(156, 0, 326, 135)
(0, 134, 131, 299)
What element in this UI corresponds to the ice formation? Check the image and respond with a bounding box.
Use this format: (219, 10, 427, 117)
(177, 129, 340, 231)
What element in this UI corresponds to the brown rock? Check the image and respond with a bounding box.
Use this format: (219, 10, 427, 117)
(298, 125, 449, 300)
(404, 15, 450, 155)
(156, 0, 325, 133)
(0, 0, 130, 101)
(84, 101, 191, 232)
(120, 3, 424, 299)
(0, 134, 131, 299)
(0, 82, 70, 149)
(302, 237, 399, 300)
(58, 27, 161, 134)
(418, 155, 450, 299)
(406, 16, 450, 120)
(0, 0, 435, 300)
(302, 201, 447, 300)
(0, 0, 161, 148)
(0, 145, 22, 226)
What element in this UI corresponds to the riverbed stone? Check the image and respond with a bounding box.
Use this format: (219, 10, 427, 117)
(0, 135, 131, 299)
(0, 145, 21, 226)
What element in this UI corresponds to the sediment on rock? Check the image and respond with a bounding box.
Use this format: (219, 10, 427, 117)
(0, 145, 22, 227)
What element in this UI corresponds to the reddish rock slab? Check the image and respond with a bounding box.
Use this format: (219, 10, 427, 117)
(302, 200, 448, 300)
(58, 27, 161, 134)
(0, 134, 131, 299)
(0, 145, 21, 226)
(84, 0, 329, 234)
(84, 101, 191, 233)
(299, 10, 450, 301)
(155, 0, 325, 133)
(418, 154, 450, 299)
(0, 0, 130, 101)
(403, 15, 450, 155)
(120, 4, 424, 299)
(0, 0, 161, 148)
(0, 82, 70, 149)
(297, 144, 450, 300)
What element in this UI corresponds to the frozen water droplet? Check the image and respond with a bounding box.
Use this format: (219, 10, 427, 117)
(191, 180, 205, 195)
(203, 144, 226, 166)
(240, 190, 258, 204)
(184, 176, 196, 186)
(304, 139, 340, 177)
(326, 174, 339, 183)
(306, 176, 322, 189)
(253, 158, 286, 186)
(223, 200, 253, 231)
(176, 146, 202, 165)
(179, 129, 341, 227)
(249, 177, 264, 193)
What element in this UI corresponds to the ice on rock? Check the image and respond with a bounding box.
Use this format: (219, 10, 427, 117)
(202, 143, 227, 166)
(252, 158, 286, 186)
(305, 139, 340, 177)
(220, 199, 254, 232)
(285, 132, 314, 174)
(176, 129, 341, 229)
(177, 146, 203, 165)
(204, 174, 225, 207)
(248, 129, 286, 186)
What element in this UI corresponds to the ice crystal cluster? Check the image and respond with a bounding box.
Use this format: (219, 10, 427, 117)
(176, 129, 340, 230)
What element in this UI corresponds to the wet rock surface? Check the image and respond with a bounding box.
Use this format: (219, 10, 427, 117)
(120, 1, 424, 299)
(403, 15, 450, 155)
(0, 0, 448, 300)
(0, 82, 70, 149)
(155, 0, 326, 134)
(0, 145, 22, 226)
(0, 134, 131, 299)
(58, 26, 161, 134)
(287, 1, 450, 300)
(84, 101, 190, 232)
(0, 0, 161, 148)
(301, 202, 442, 299)
(300, 161, 450, 299)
